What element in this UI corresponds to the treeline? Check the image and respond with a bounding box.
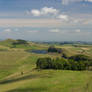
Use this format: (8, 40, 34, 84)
(36, 54, 92, 71)
(38, 41, 92, 45)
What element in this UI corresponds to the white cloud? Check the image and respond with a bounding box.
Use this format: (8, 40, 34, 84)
(4, 28, 12, 32)
(29, 7, 59, 16)
(61, 0, 92, 5)
(26, 7, 70, 22)
(31, 9, 41, 16)
(41, 7, 58, 15)
(49, 29, 60, 33)
(57, 14, 68, 21)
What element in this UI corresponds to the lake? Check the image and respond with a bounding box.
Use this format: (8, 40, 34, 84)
(26, 50, 48, 54)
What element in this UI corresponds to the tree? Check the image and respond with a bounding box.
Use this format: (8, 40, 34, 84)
(12, 39, 28, 46)
(48, 46, 62, 53)
(36, 57, 52, 69)
(36, 56, 91, 70)
(69, 54, 90, 61)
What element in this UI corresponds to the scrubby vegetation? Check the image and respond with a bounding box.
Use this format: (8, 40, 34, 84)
(36, 54, 92, 71)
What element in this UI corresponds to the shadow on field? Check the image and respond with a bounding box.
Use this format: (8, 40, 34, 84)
(7, 87, 47, 92)
(0, 71, 52, 85)
(0, 74, 39, 84)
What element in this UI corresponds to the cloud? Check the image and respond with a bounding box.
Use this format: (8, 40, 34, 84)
(41, 7, 58, 15)
(27, 7, 59, 16)
(86, 0, 92, 2)
(61, 0, 92, 5)
(57, 14, 68, 21)
(0, 18, 90, 28)
(49, 29, 60, 33)
(31, 9, 41, 16)
(0, 19, 62, 27)
(29, 7, 69, 21)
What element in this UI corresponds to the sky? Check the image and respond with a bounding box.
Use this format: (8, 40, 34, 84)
(0, 0, 92, 41)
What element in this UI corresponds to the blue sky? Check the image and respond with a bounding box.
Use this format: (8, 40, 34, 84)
(0, 0, 92, 41)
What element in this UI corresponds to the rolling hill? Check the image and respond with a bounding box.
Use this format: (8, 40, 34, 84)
(0, 39, 92, 92)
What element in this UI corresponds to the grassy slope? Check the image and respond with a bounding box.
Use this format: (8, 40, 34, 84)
(0, 52, 92, 92)
(0, 50, 30, 80)
(0, 39, 49, 50)
(0, 41, 92, 92)
(0, 70, 92, 92)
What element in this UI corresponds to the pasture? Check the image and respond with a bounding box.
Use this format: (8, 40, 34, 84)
(0, 40, 92, 92)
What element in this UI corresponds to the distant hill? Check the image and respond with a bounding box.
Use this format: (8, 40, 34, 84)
(0, 39, 16, 47)
(0, 39, 29, 48)
(0, 39, 47, 50)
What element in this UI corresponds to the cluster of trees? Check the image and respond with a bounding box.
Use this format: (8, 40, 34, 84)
(12, 39, 28, 45)
(48, 46, 62, 53)
(69, 54, 91, 61)
(36, 54, 92, 71)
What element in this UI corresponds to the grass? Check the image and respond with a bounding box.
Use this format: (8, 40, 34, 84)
(0, 70, 92, 92)
(0, 41, 92, 92)
(0, 49, 61, 80)
(0, 50, 30, 80)
(0, 39, 49, 50)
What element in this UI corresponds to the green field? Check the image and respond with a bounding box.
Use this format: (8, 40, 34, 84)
(0, 40, 92, 92)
